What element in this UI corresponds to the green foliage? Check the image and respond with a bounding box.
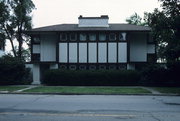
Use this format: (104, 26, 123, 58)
(140, 63, 180, 87)
(43, 70, 141, 86)
(126, 12, 148, 26)
(147, 0, 180, 62)
(0, 0, 35, 59)
(0, 55, 32, 85)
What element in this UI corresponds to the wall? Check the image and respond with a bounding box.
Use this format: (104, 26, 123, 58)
(147, 44, 155, 54)
(32, 64, 40, 84)
(40, 34, 57, 62)
(129, 32, 147, 62)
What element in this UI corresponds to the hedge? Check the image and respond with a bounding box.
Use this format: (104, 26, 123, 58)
(43, 70, 141, 86)
(0, 55, 32, 85)
(43, 62, 180, 86)
(140, 63, 180, 87)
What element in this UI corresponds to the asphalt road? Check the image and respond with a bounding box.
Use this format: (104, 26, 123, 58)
(0, 94, 180, 121)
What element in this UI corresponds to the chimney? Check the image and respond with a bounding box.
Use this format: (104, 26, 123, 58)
(78, 15, 109, 27)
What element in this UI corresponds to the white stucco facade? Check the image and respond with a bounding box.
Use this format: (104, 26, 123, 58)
(40, 35, 57, 62)
(32, 64, 40, 84)
(130, 32, 147, 62)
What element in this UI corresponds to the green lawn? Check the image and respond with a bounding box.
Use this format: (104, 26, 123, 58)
(24, 86, 151, 94)
(152, 87, 180, 94)
(0, 86, 27, 92)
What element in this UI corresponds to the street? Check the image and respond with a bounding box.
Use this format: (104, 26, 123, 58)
(0, 94, 180, 121)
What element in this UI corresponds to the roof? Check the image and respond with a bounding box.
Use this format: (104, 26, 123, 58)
(27, 24, 151, 33)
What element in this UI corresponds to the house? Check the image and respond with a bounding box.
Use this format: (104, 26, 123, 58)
(26, 15, 155, 84)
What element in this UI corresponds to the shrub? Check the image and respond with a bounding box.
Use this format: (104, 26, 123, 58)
(43, 69, 140, 86)
(167, 61, 180, 85)
(140, 64, 179, 87)
(0, 55, 32, 85)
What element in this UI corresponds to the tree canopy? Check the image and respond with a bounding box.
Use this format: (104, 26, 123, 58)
(148, 0, 180, 62)
(126, 0, 180, 62)
(0, 0, 35, 60)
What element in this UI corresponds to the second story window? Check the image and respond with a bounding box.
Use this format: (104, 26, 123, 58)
(60, 33, 67, 41)
(70, 33, 77, 41)
(109, 33, 116, 41)
(119, 32, 126, 41)
(33, 36, 40, 43)
(89, 33, 96, 41)
(99, 33, 106, 41)
(80, 33, 87, 41)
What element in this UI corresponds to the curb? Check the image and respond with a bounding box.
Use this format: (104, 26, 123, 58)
(0, 92, 179, 96)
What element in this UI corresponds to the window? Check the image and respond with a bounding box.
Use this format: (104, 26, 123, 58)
(69, 65, 77, 70)
(109, 33, 116, 41)
(89, 65, 96, 70)
(80, 33, 87, 41)
(99, 65, 106, 70)
(79, 65, 87, 70)
(79, 43, 87, 63)
(89, 43, 97, 63)
(60, 33, 67, 41)
(69, 43, 77, 63)
(59, 65, 67, 70)
(98, 43, 107, 63)
(32, 54, 40, 62)
(89, 33, 96, 41)
(119, 32, 126, 41)
(109, 65, 116, 70)
(70, 33, 77, 41)
(33, 36, 40, 43)
(99, 33, 106, 41)
(108, 43, 117, 63)
(59, 43, 68, 63)
(118, 65, 126, 70)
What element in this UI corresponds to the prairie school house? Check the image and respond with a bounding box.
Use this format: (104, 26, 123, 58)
(26, 15, 155, 84)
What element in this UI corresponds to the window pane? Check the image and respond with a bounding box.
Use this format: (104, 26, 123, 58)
(89, 43, 97, 63)
(89, 33, 96, 41)
(108, 43, 117, 63)
(98, 43, 107, 63)
(109, 33, 116, 41)
(69, 43, 77, 63)
(80, 33, 87, 41)
(119, 32, 126, 41)
(70, 33, 77, 41)
(60, 33, 67, 41)
(79, 43, 87, 63)
(99, 33, 106, 41)
(33, 37, 40, 43)
(118, 43, 127, 63)
(59, 43, 68, 63)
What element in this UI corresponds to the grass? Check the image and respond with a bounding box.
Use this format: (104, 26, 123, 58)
(152, 87, 180, 94)
(0, 86, 28, 92)
(24, 86, 151, 94)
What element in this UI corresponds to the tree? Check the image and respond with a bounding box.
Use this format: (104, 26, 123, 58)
(126, 12, 148, 26)
(147, 0, 180, 62)
(0, 0, 35, 59)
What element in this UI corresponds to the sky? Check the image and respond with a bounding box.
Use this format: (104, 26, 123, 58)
(5, 0, 161, 52)
(31, 0, 161, 28)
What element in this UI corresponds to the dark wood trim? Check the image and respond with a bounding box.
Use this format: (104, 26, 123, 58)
(77, 43, 79, 63)
(97, 42, 98, 63)
(126, 33, 129, 63)
(107, 42, 108, 63)
(56, 33, 59, 63)
(67, 42, 69, 63)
